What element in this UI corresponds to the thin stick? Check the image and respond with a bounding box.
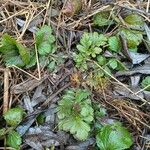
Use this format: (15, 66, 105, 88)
(91, 60, 150, 105)
(10, 65, 40, 80)
(146, 0, 150, 13)
(34, 37, 41, 80)
(3, 68, 9, 113)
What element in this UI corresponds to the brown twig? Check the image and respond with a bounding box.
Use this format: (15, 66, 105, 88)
(3, 68, 9, 114)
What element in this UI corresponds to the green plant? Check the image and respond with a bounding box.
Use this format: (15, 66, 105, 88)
(74, 32, 107, 71)
(124, 13, 144, 28)
(96, 123, 133, 150)
(35, 25, 56, 55)
(0, 34, 30, 67)
(6, 130, 22, 150)
(35, 25, 65, 72)
(118, 28, 143, 52)
(141, 76, 150, 91)
(2, 107, 25, 149)
(57, 88, 94, 140)
(108, 36, 121, 52)
(4, 107, 24, 127)
(93, 11, 113, 27)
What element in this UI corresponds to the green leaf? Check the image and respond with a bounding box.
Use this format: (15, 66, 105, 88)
(141, 76, 150, 91)
(0, 34, 31, 67)
(16, 43, 30, 65)
(108, 36, 121, 52)
(36, 113, 45, 125)
(96, 123, 133, 150)
(97, 55, 107, 66)
(75, 32, 107, 67)
(0, 128, 6, 138)
(36, 25, 56, 56)
(4, 107, 24, 126)
(47, 61, 56, 72)
(6, 130, 22, 150)
(38, 41, 52, 55)
(93, 11, 113, 27)
(57, 88, 94, 141)
(124, 14, 144, 27)
(75, 89, 90, 102)
(108, 58, 118, 69)
(5, 56, 25, 67)
(0, 34, 17, 54)
(119, 28, 143, 50)
(25, 53, 36, 68)
(74, 53, 88, 71)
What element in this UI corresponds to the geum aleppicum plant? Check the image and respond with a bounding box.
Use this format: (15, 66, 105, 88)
(35, 25, 66, 72)
(74, 32, 107, 71)
(57, 88, 94, 141)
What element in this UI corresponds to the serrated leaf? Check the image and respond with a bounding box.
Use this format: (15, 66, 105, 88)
(96, 123, 133, 150)
(0, 34, 31, 67)
(5, 56, 25, 67)
(48, 61, 56, 72)
(108, 58, 118, 69)
(25, 53, 36, 68)
(108, 36, 121, 52)
(75, 32, 107, 64)
(57, 88, 94, 141)
(38, 41, 52, 55)
(93, 11, 113, 27)
(0, 128, 6, 138)
(36, 25, 56, 56)
(119, 28, 143, 50)
(16, 43, 30, 65)
(97, 55, 107, 66)
(141, 76, 150, 91)
(6, 130, 22, 149)
(75, 89, 90, 102)
(4, 107, 24, 126)
(0, 34, 17, 54)
(124, 14, 144, 27)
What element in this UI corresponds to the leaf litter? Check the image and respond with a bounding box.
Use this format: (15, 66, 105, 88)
(0, 0, 150, 150)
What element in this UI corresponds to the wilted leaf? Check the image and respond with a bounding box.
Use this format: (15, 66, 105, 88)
(96, 123, 133, 150)
(6, 130, 22, 149)
(4, 107, 24, 126)
(130, 52, 150, 65)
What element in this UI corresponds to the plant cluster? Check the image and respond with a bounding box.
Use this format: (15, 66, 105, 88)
(0, 25, 65, 72)
(93, 11, 144, 52)
(73, 12, 145, 92)
(0, 107, 25, 149)
(57, 88, 133, 149)
(57, 88, 94, 140)
(74, 31, 127, 72)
